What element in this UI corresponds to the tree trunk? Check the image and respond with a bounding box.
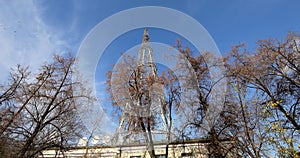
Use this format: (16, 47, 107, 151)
(140, 118, 156, 158)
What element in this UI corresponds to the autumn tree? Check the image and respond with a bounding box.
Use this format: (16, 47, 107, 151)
(107, 53, 165, 157)
(222, 67, 273, 157)
(172, 39, 239, 157)
(0, 54, 91, 158)
(175, 32, 300, 157)
(226, 33, 300, 157)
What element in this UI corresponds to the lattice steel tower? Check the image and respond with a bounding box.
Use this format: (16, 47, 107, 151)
(115, 28, 168, 145)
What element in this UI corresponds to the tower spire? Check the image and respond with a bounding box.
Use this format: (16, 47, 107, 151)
(142, 28, 150, 43)
(137, 28, 157, 75)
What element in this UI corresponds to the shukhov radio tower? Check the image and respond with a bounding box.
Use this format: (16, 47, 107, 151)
(115, 28, 170, 145)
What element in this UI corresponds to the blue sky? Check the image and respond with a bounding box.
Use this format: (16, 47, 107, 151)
(1, 0, 300, 78)
(1, 0, 300, 136)
(1, 0, 300, 76)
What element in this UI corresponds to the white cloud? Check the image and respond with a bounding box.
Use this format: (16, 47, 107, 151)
(0, 1, 68, 82)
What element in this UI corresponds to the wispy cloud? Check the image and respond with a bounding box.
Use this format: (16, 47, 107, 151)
(0, 1, 69, 81)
